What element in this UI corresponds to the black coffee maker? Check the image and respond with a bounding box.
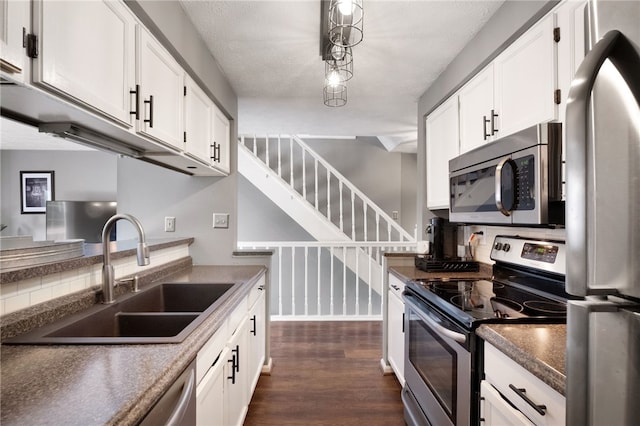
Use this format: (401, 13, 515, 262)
(425, 217, 456, 260)
(417, 217, 478, 272)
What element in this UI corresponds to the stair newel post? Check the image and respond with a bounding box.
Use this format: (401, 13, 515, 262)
(317, 247, 322, 315)
(368, 246, 373, 316)
(277, 135, 282, 178)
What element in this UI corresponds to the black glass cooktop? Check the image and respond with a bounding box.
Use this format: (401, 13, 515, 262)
(406, 278, 567, 329)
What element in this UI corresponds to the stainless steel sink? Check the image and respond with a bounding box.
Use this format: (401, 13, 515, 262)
(4, 282, 237, 344)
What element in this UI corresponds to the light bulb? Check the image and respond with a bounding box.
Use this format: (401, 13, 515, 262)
(331, 44, 345, 60)
(327, 68, 342, 87)
(338, 0, 352, 16)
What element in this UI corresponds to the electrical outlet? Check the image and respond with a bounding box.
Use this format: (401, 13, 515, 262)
(392, 210, 399, 220)
(474, 226, 486, 245)
(213, 213, 229, 229)
(164, 216, 176, 232)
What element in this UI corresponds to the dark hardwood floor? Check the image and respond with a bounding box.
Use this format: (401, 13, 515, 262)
(244, 321, 405, 426)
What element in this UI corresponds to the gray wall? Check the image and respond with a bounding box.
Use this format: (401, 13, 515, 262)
(416, 1, 557, 236)
(0, 150, 117, 240)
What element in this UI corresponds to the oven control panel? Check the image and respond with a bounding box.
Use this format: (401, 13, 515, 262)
(490, 235, 565, 276)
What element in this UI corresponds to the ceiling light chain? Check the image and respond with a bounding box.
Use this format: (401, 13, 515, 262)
(322, 0, 363, 107)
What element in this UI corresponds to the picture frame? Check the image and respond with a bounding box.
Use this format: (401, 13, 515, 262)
(20, 171, 55, 214)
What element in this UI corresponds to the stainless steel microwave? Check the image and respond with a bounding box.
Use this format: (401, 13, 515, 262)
(448, 122, 564, 225)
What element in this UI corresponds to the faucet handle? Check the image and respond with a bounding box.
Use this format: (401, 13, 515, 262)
(116, 275, 140, 292)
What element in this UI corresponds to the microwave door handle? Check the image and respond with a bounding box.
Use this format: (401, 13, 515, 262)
(565, 30, 640, 296)
(495, 156, 513, 216)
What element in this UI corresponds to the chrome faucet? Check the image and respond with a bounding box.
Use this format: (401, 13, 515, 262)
(101, 214, 150, 304)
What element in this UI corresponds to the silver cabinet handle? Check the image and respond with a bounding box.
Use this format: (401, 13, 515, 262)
(165, 368, 195, 426)
(565, 30, 640, 296)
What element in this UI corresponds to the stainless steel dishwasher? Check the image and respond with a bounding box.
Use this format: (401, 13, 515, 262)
(139, 360, 196, 426)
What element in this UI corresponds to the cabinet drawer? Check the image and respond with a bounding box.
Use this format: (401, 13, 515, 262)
(196, 321, 228, 385)
(484, 343, 565, 425)
(388, 273, 405, 299)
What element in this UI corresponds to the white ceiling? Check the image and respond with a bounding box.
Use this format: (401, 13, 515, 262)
(179, 0, 505, 152)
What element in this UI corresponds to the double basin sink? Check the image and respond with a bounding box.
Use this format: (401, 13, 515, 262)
(5, 282, 238, 345)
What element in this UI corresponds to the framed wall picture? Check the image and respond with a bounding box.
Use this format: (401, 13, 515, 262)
(20, 171, 55, 214)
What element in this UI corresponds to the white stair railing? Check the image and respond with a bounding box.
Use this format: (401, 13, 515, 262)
(239, 135, 415, 243)
(238, 241, 416, 319)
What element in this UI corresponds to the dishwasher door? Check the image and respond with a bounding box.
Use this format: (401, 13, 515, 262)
(140, 360, 196, 426)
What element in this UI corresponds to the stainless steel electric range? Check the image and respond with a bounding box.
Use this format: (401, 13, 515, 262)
(402, 235, 572, 426)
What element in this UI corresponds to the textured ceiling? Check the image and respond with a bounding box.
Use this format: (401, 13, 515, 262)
(179, 0, 504, 152)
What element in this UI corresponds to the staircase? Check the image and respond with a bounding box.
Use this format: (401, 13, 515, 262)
(238, 135, 415, 318)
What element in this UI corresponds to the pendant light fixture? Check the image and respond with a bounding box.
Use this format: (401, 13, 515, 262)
(320, 0, 363, 107)
(328, 0, 363, 49)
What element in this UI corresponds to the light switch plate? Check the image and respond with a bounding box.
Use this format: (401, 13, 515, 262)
(164, 216, 176, 232)
(213, 213, 229, 229)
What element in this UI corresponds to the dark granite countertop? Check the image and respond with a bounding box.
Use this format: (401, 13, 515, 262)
(0, 264, 266, 426)
(389, 263, 493, 282)
(0, 237, 194, 284)
(477, 323, 567, 395)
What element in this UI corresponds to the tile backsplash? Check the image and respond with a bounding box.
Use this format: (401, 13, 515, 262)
(0, 244, 190, 316)
(465, 225, 566, 264)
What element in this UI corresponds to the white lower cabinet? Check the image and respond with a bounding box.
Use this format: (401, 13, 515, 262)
(482, 342, 565, 426)
(387, 273, 405, 385)
(195, 276, 267, 426)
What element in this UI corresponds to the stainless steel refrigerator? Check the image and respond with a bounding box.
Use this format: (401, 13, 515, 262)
(46, 201, 117, 243)
(565, 0, 640, 425)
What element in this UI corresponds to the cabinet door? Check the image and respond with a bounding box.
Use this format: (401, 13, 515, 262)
(426, 96, 459, 210)
(34, 0, 136, 126)
(212, 105, 231, 174)
(196, 347, 228, 426)
(247, 288, 266, 395)
(458, 64, 494, 153)
(184, 74, 214, 165)
(225, 317, 249, 426)
(137, 26, 184, 150)
(0, 0, 29, 81)
(387, 288, 405, 386)
(494, 14, 557, 139)
(480, 381, 534, 426)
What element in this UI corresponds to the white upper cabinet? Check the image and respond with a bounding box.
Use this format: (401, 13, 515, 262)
(136, 26, 184, 150)
(494, 14, 557, 139)
(458, 64, 494, 153)
(212, 105, 231, 174)
(184, 74, 214, 164)
(32, 0, 136, 127)
(426, 96, 459, 209)
(0, 0, 29, 82)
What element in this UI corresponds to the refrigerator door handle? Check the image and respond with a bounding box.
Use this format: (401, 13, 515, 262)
(565, 30, 640, 296)
(567, 299, 640, 426)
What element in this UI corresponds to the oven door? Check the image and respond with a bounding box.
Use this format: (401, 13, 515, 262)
(404, 293, 471, 426)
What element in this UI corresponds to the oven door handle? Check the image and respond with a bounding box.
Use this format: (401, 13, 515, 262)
(405, 295, 467, 344)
